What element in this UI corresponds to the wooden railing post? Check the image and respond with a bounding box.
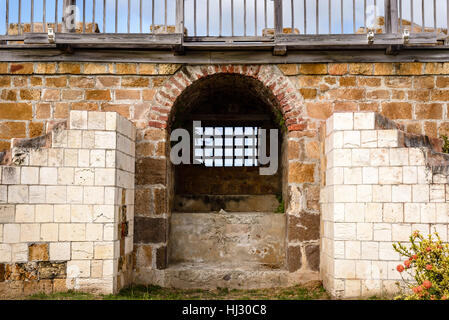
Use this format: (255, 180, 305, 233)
(62, 0, 76, 33)
(176, 0, 184, 34)
(274, 0, 283, 35)
(385, 0, 399, 34)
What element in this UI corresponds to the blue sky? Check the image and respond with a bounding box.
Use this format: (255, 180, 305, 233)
(0, 0, 448, 36)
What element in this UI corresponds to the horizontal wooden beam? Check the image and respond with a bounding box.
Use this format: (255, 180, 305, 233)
(275, 33, 439, 49)
(3, 47, 449, 64)
(23, 33, 183, 48)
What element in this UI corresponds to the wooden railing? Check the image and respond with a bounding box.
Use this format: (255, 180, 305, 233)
(0, 0, 447, 49)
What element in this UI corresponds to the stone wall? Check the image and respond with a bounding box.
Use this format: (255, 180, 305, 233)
(1, 61, 449, 295)
(0, 110, 135, 297)
(321, 111, 449, 298)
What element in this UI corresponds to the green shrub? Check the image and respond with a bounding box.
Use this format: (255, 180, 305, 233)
(393, 231, 449, 300)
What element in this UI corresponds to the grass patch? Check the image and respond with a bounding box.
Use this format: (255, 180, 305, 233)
(23, 281, 330, 300)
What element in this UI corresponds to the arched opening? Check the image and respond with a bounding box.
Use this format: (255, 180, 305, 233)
(167, 73, 289, 272)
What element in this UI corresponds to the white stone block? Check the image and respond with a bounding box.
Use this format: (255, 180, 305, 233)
(70, 110, 88, 129)
(59, 224, 86, 241)
(362, 167, 378, 184)
(52, 129, 67, 148)
(71, 204, 94, 223)
(104, 187, 117, 205)
(326, 167, 344, 186)
(83, 186, 104, 205)
(383, 203, 403, 222)
(103, 223, 117, 241)
(362, 280, 382, 296)
(0, 205, 15, 223)
(356, 223, 373, 240)
(67, 260, 91, 278)
(333, 113, 354, 131)
(361, 241, 379, 260)
(352, 149, 370, 166)
(67, 186, 83, 204)
(86, 224, 103, 241)
(48, 148, 64, 167)
(40, 223, 59, 241)
(20, 224, 40, 242)
(94, 242, 115, 259)
(105, 150, 116, 168)
(372, 185, 391, 202)
(21, 167, 39, 185)
(360, 130, 377, 148)
(430, 184, 445, 202)
(389, 148, 409, 166)
(412, 185, 429, 202)
(370, 149, 389, 166)
(93, 205, 115, 223)
(379, 167, 402, 184)
(54, 204, 71, 222)
(15, 204, 35, 223)
(88, 111, 106, 130)
(343, 131, 360, 148)
(3, 224, 20, 243)
(371, 261, 388, 280)
(334, 223, 356, 240)
(29, 149, 48, 166)
(334, 240, 345, 258)
(404, 203, 421, 223)
(436, 203, 449, 223)
(345, 241, 361, 259)
(50, 242, 71, 261)
(332, 149, 352, 167)
(392, 185, 411, 203)
(35, 204, 54, 222)
(344, 167, 362, 185)
(74, 168, 95, 185)
(334, 259, 356, 278)
(365, 203, 383, 222)
(377, 130, 398, 147)
(0, 244, 11, 263)
(0, 186, 6, 203)
(40, 167, 58, 185)
(2, 167, 20, 184)
(72, 242, 94, 259)
(402, 166, 417, 184)
(420, 203, 436, 223)
(12, 243, 28, 262)
(379, 242, 400, 260)
(417, 168, 431, 187)
(345, 203, 365, 222)
(95, 168, 116, 186)
(91, 260, 103, 278)
(356, 260, 372, 279)
(58, 167, 74, 185)
(105, 112, 117, 131)
(392, 224, 412, 241)
(409, 148, 426, 165)
(357, 185, 372, 202)
(374, 223, 392, 241)
(354, 112, 375, 130)
(46, 186, 67, 203)
(90, 150, 106, 167)
(29, 186, 46, 203)
(95, 131, 117, 149)
(334, 185, 357, 203)
(78, 149, 90, 167)
(82, 130, 95, 149)
(8, 185, 28, 203)
(102, 259, 117, 277)
(64, 149, 78, 167)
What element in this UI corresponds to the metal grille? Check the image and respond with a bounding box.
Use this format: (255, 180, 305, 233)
(193, 126, 259, 167)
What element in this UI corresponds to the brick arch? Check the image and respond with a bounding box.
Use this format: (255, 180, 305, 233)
(146, 65, 305, 131)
